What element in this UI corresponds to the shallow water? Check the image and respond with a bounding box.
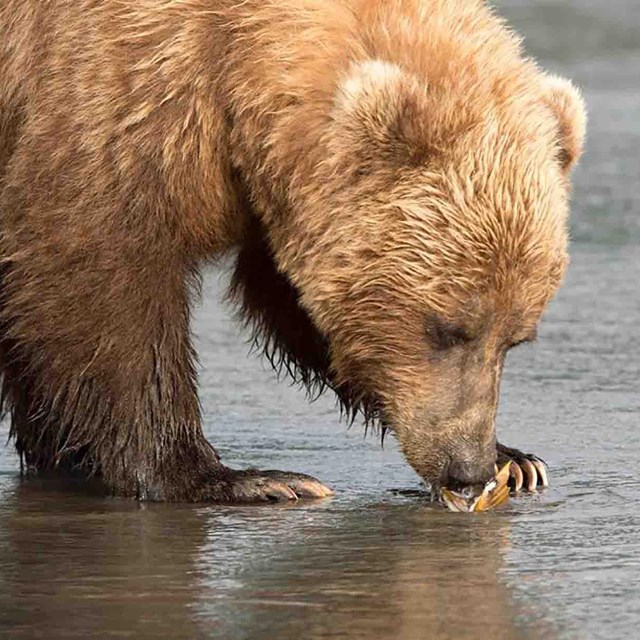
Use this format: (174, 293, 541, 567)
(1, 2, 639, 639)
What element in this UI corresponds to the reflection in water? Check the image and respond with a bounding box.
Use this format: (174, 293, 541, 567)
(0, 475, 553, 640)
(195, 503, 543, 640)
(0, 477, 210, 639)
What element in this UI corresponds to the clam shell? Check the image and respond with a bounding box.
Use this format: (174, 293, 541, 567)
(440, 462, 511, 513)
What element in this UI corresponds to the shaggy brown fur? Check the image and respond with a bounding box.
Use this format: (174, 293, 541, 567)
(0, 0, 585, 500)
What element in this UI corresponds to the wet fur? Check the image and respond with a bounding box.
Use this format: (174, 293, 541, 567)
(0, 0, 585, 498)
(229, 220, 381, 429)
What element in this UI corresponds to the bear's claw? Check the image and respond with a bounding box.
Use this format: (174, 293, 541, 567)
(496, 443, 548, 493)
(225, 469, 335, 502)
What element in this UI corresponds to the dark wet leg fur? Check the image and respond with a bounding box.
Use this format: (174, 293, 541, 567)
(497, 443, 549, 493)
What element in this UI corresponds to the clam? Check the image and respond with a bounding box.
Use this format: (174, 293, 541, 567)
(440, 462, 511, 513)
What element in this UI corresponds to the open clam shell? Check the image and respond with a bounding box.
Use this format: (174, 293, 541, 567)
(440, 462, 511, 513)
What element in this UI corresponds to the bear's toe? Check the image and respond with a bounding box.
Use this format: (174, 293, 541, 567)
(496, 443, 548, 493)
(226, 469, 334, 502)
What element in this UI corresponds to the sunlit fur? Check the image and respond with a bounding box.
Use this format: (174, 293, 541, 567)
(0, 0, 585, 498)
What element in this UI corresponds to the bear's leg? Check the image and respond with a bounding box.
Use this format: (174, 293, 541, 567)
(0, 247, 332, 501)
(0, 254, 333, 502)
(496, 443, 548, 493)
(0, 156, 331, 503)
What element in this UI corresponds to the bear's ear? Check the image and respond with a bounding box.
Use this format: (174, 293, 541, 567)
(542, 75, 587, 174)
(331, 60, 432, 166)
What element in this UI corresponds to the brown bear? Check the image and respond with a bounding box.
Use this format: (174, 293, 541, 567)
(0, 0, 585, 502)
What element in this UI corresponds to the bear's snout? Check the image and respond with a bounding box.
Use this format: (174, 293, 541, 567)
(442, 458, 496, 492)
(395, 403, 499, 493)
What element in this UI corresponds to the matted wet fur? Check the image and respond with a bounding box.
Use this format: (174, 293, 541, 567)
(228, 218, 380, 429)
(0, 0, 585, 501)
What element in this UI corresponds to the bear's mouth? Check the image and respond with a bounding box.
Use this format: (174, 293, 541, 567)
(438, 462, 511, 512)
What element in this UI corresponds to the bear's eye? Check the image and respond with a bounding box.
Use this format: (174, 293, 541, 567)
(425, 316, 473, 351)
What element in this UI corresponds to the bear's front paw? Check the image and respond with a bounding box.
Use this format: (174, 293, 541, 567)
(223, 468, 335, 503)
(496, 443, 548, 493)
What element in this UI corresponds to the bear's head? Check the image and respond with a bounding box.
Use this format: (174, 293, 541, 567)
(271, 60, 586, 493)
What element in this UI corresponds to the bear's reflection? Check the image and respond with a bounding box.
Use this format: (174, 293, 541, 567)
(194, 498, 555, 640)
(0, 476, 209, 639)
(0, 478, 554, 640)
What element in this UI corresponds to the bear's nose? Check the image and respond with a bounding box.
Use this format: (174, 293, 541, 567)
(445, 459, 495, 490)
